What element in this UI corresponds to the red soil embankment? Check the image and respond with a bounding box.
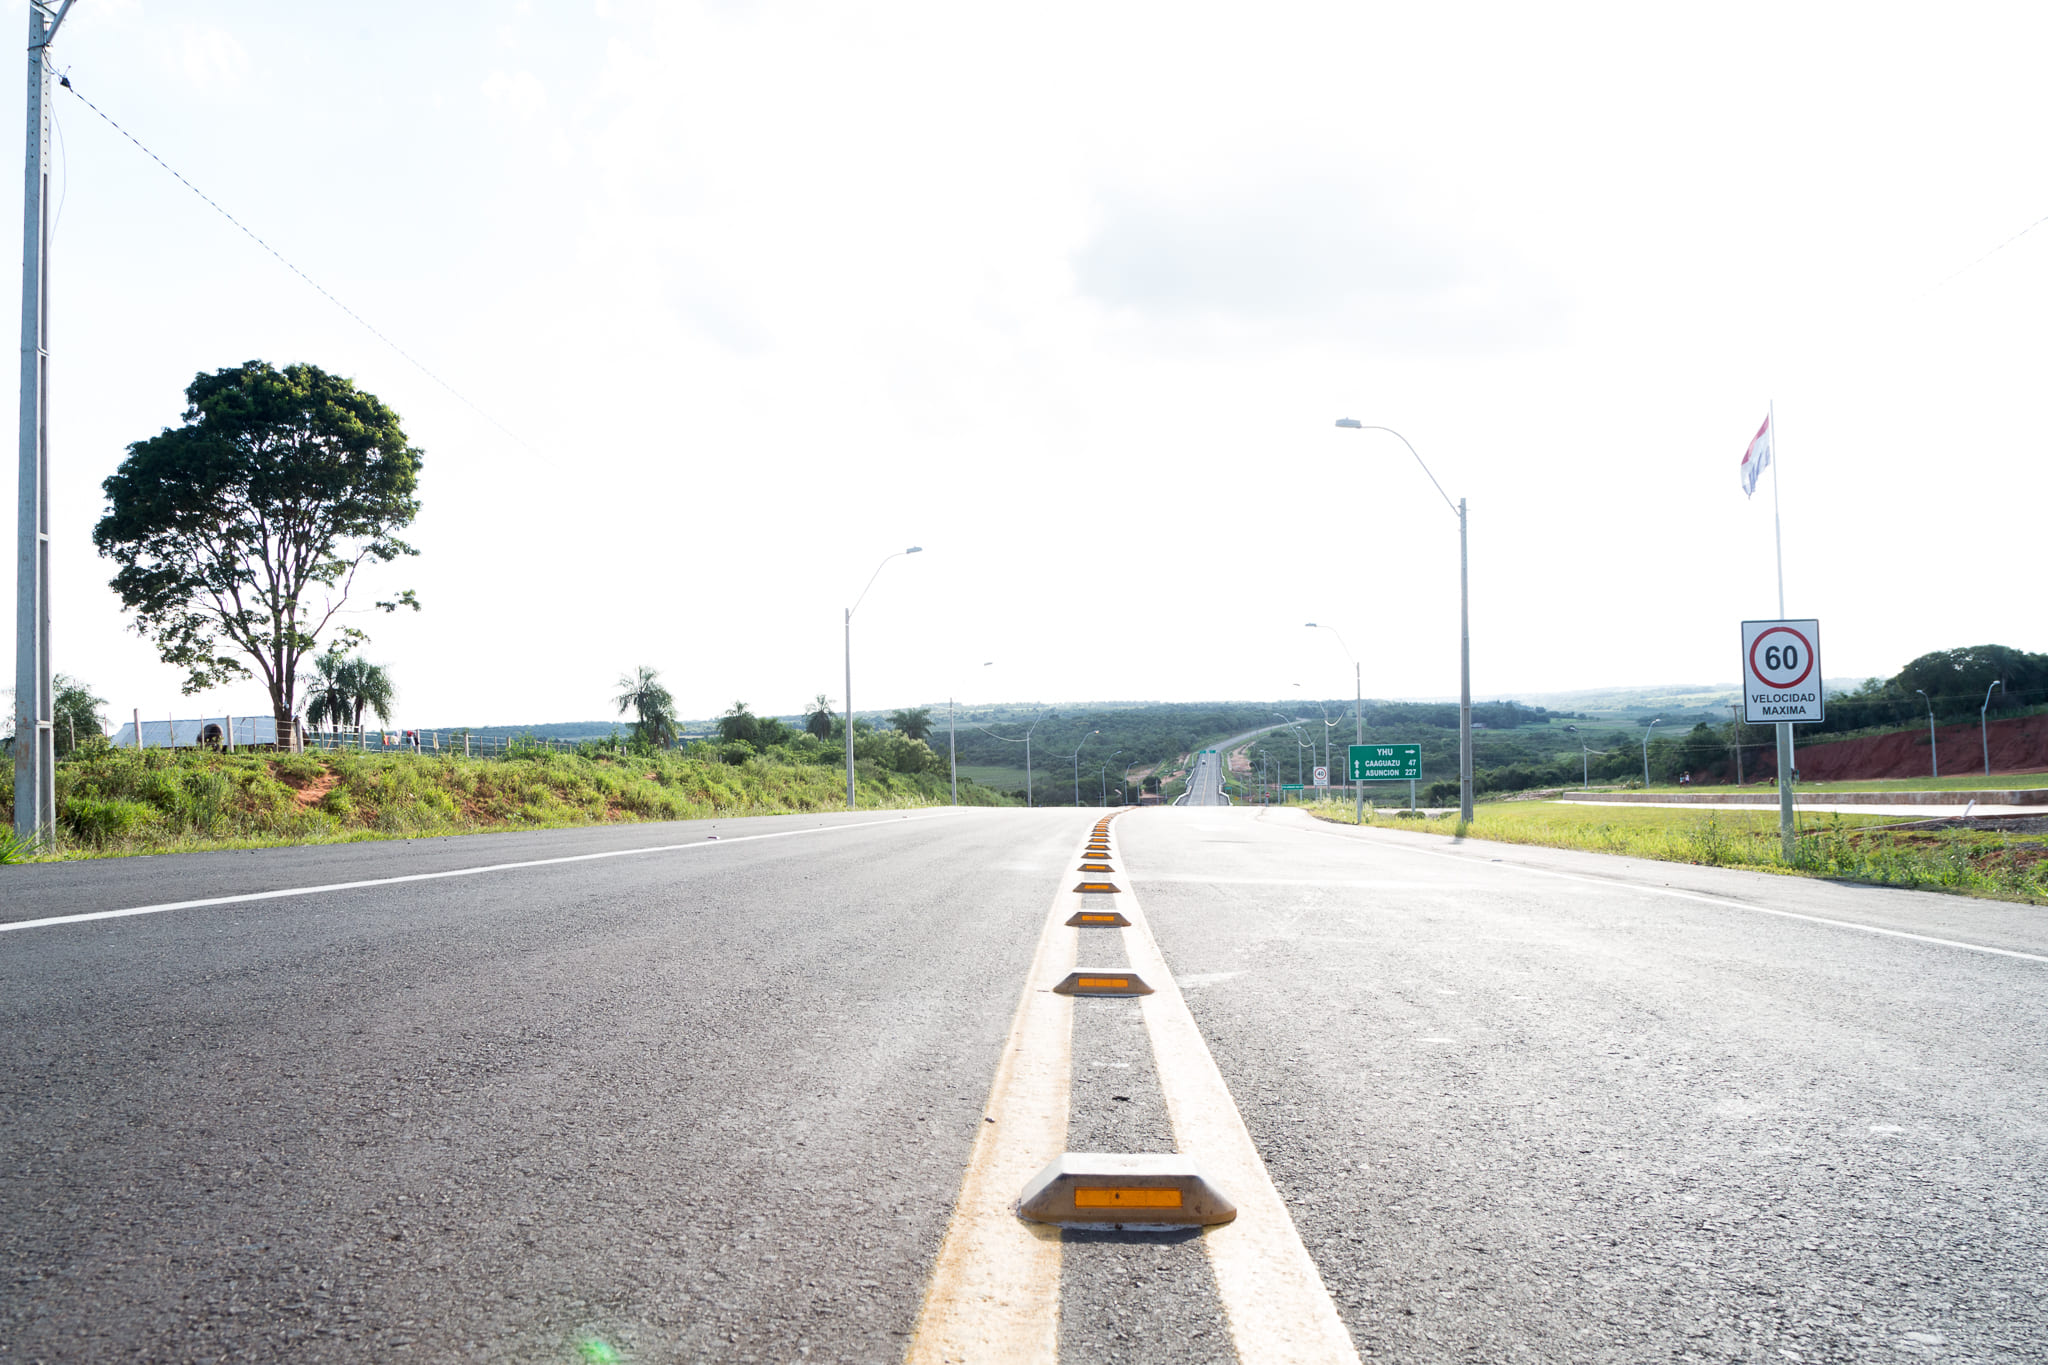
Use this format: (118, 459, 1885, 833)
(1723, 713, 2048, 784)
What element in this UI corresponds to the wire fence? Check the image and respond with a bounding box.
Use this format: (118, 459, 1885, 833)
(106, 715, 679, 760)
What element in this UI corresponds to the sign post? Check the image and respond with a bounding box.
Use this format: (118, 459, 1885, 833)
(1741, 619, 1823, 860)
(1348, 743, 1423, 810)
(1312, 765, 1329, 789)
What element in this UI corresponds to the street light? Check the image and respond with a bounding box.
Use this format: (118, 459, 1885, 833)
(1982, 680, 2004, 777)
(971, 707, 1052, 805)
(1070, 729, 1099, 807)
(1098, 751, 1120, 805)
(1914, 688, 1937, 779)
(1334, 420, 1472, 821)
(1293, 683, 1340, 784)
(948, 661, 994, 806)
(1642, 717, 1662, 788)
(844, 546, 922, 809)
(1307, 622, 1365, 821)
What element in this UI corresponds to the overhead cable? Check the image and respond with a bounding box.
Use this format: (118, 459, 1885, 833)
(58, 73, 531, 451)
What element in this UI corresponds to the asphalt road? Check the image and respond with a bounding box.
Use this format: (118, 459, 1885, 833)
(1180, 747, 1229, 806)
(1125, 807, 2048, 1364)
(5, 804, 2045, 1362)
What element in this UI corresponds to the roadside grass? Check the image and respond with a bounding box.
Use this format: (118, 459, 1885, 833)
(1302, 798, 2048, 905)
(1615, 772, 2048, 795)
(4, 746, 1007, 862)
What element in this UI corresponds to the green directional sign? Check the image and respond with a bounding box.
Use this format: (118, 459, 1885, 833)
(1349, 743, 1421, 781)
(1280, 783, 1304, 791)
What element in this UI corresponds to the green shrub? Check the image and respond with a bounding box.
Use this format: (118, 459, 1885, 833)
(62, 796, 155, 846)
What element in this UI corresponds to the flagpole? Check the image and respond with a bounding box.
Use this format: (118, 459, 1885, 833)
(1770, 398, 1784, 616)
(1769, 397, 1795, 860)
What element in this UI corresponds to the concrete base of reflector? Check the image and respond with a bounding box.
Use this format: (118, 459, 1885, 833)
(1017, 1152, 1237, 1227)
(1053, 969, 1152, 996)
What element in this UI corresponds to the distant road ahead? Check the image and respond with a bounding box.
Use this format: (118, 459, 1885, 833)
(1178, 725, 1291, 806)
(1181, 746, 1229, 805)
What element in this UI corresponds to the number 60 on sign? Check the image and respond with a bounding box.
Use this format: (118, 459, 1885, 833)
(1740, 619, 1824, 724)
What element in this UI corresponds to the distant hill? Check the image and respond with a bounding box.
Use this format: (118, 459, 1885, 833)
(1505, 680, 1876, 717)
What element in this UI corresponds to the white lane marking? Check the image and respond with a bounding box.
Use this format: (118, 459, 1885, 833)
(1139, 875, 1480, 889)
(905, 833, 1082, 1363)
(1292, 819, 2048, 966)
(1119, 884, 1362, 1363)
(0, 812, 965, 936)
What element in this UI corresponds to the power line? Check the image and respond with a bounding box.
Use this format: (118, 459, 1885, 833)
(57, 73, 532, 451)
(1927, 209, 2048, 294)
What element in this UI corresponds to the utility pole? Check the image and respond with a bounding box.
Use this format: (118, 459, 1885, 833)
(13, 1, 72, 843)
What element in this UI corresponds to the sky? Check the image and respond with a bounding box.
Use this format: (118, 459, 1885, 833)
(6, 0, 2046, 731)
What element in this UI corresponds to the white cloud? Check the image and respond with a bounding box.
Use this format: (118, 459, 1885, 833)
(1075, 174, 1562, 348)
(480, 69, 549, 124)
(177, 26, 249, 92)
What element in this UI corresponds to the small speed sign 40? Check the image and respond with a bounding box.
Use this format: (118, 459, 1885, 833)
(1741, 619, 1823, 724)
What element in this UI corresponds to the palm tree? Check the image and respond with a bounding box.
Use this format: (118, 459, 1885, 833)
(614, 666, 678, 748)
(302, 652, 352, 737)
(347, 659, 398, 731)
(804, 693, 836, 740)
(301, 653, 395, 739)
(888, 706, 935, 742)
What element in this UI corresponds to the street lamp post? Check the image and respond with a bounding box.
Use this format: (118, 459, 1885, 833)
(1293, 683, 1341, 787)
(1070, 729, 1099, 807)
(971, 708, 1049, 805)
(1307, 622, 1365, 821)
(1566, 724, 1589, 789)
(1098, 751, 1119, 806)
(1914, 688, 1938, 779)
(13, 0, 73, 844)
(1334, 420, 1472, 821)
(948, 660, 993, 806)
(1642, 717, 1662, 788)
(1982, 680, 2004, 777)
(844, 546, 922, 810)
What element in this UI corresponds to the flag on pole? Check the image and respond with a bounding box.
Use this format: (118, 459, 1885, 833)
(1740, 412, 1772, 497)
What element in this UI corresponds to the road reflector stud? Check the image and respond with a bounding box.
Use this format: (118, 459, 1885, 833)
(1072, 881, 1122, 894)
(1017, 1153, 1236, 1226)
(1065, 909, 1131, 927)
(1077, 862, 1115, 873)
(1053, 970, 1152, 996)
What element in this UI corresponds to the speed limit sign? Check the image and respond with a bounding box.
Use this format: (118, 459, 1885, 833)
(1741, 619, 1824, 724)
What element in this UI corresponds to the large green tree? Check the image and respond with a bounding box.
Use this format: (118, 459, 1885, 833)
(53, 675, 108, 758)
(888, 706, 935, 742)
(615, 666, 679, 748)
(93, 361, 423, 741)
(717, 700, 759, 745)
